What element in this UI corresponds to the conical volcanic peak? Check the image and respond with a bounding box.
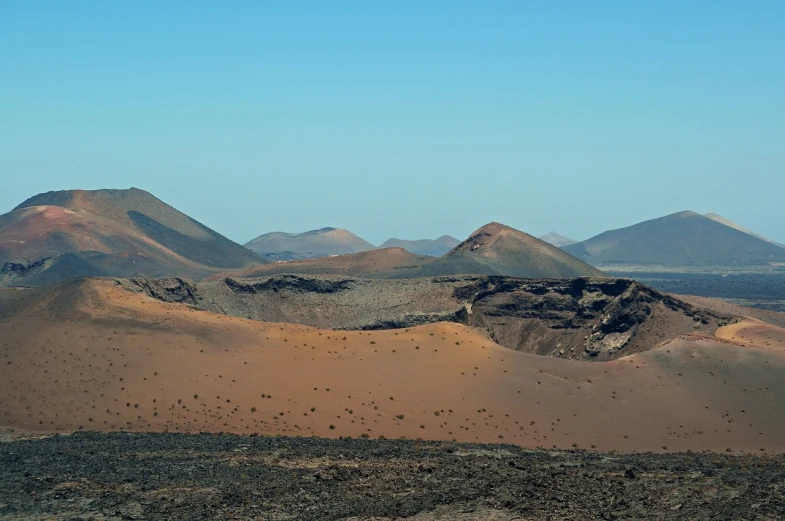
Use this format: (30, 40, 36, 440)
(1, 188, 264, 286)
(442, 222, 604, 278)
(564, 211, 785, 267)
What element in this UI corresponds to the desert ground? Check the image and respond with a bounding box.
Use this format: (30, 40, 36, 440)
(3, 279, 785, 455)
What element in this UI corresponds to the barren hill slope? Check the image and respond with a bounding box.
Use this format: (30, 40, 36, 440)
(565, 211, 785, 267)
(245, 227, 375, 260)
(379, 235, 460, 256)
(705, 213, 785, 248)
(0, 188, 264, 285)
(2, 278, 785, 454)
(430, 223, 604, 279)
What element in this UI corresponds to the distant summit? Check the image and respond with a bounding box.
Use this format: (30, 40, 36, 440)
(539, 231, 577, 248)
(564, 210, 785, 267)
(0, 188, 264, 285)
(378, 235, 460, 256)
(438, 222, 603, 279)
(245, 227, 375, 259)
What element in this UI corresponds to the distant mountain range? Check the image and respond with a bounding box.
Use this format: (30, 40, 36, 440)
(246, 229, 460, 259)
(3, 188, 783, 286)
(0, 189, 603, 286)
(564, 211, 785, 267)
(220, 222, 604, 280)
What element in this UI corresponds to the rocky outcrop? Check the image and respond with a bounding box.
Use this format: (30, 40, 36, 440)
(0, 258, 52, 285)
(453, 277, 730, 360)
(343, 306, 471, 331)
(115, 277, 203, 307)
(224, 275, 355, 295)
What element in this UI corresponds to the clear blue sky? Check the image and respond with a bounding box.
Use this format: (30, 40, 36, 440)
(1, 1, 783, 245)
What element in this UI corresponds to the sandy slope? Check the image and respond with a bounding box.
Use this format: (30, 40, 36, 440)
(2, 280, 785, 454)
(716, 318, 785, 349)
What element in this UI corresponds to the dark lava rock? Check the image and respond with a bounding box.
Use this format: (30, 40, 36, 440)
(1, 432, 783, 520)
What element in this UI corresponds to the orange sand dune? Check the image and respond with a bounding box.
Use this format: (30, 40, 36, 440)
(2, 280, 785, 454)
(716, 319, 785, 349)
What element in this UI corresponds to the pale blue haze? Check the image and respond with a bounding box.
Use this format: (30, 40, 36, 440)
(1, 1, 783, 244)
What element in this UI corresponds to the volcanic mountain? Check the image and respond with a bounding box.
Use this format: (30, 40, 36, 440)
(245, 227, 375, 260)
(429, 222, 603, 278)
(539, 231, 577, 247)
(218, 222, 604, 280)
(564, 211, 785, 267)
(705, 213, 785, 249)
(0, 188, 264, 285)
(378, 235, 460, 256)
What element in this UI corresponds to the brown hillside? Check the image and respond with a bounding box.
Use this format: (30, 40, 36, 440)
(0, 188, 264, 285)
(439, 223, 604, 278)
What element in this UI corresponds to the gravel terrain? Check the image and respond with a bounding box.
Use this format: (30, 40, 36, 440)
(2, 432, 784, 520)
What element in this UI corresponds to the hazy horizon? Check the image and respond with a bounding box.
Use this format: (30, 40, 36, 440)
(2, 2, 783, 245)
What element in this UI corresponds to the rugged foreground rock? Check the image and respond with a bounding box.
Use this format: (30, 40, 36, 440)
(116, 275, 733, 360)
(1, 433, 783, 520)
